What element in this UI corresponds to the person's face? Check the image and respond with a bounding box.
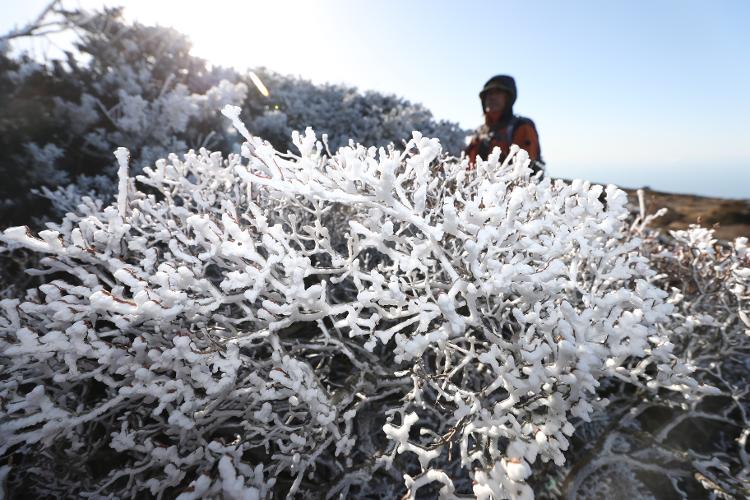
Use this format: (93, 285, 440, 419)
(484, 89, 508, 114)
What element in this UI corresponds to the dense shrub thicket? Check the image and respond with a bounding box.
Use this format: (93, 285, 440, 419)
(0, 5, 467, 226)
(1, 105, 747, 498)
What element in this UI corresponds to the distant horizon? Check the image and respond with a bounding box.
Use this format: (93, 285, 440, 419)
(2, 0, 749, 199)
(552, 162, 750, 200)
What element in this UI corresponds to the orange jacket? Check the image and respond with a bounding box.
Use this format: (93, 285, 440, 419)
(466, 116, 542, 170)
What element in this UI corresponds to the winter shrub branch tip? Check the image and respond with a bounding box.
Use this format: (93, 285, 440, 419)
(0, 107, 728, 499)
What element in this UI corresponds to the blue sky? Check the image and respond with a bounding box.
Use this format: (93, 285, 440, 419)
(3, 0, 749, 197)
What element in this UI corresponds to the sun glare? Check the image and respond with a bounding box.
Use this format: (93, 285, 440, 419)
(122, 0, 325, 77)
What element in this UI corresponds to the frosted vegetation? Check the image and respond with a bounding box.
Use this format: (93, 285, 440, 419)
(0, 5, 749, 500)
(2, 107, 748, 498)
(0, 6, 466, 225)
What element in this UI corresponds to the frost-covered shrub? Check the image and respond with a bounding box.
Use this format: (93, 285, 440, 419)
(560, 227, 749, 499)
(650, 228, 750, 498)
(528, 212, 750, 499)
(0, 39, 78, 223)
(246, 70, 468, 156)
(0, 6, 247, 224)
(49, 8, 248, 170)
(0, 5, 467, 227)
(0, 107, 711, 498)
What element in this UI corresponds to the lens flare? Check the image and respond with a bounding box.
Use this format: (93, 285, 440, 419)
(248, 71, 269, 97)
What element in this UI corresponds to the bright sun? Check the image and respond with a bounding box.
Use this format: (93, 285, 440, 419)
(122, 0, 326, 77)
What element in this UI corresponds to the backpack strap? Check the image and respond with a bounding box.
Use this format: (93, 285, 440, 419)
(505, 118, 518, 144)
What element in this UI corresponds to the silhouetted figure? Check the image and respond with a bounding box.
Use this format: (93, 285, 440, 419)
(466, 75, 544, 175)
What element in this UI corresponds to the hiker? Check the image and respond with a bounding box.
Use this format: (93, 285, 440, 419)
(466, 75, 544, 175)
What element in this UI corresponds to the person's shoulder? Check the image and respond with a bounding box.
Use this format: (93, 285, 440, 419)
(513, 115, 536, 127)
(512, 116, 539, 135)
